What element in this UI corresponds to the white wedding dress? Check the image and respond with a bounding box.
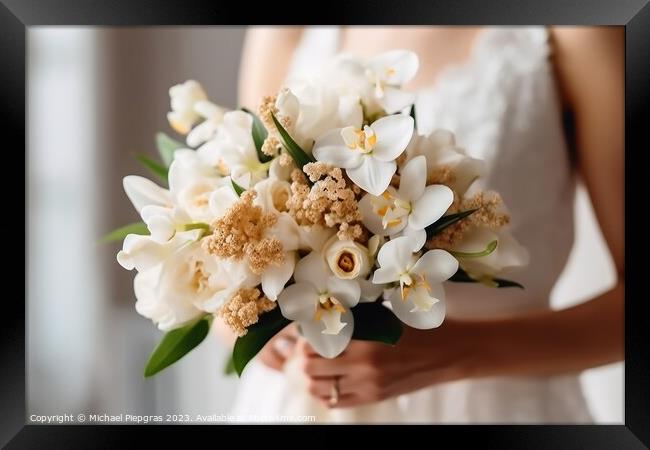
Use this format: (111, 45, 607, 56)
(230, 26, 593, 423)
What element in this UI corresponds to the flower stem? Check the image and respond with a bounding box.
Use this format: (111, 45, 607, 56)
(449, 240, 498, 259)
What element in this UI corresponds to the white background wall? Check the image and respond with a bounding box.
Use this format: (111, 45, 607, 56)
(27, 27, 622, 423)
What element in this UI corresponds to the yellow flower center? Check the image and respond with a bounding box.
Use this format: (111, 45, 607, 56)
(314, 293, 346, 322)
(341, 125, 376, 153)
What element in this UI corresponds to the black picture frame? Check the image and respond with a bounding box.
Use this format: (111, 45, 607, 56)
(6, 0, 649, 447)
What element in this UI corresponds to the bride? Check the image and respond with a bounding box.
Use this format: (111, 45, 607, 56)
(220, 26, 623, 423)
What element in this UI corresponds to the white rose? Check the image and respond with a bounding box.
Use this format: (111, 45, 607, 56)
(322, 235, 371, 280)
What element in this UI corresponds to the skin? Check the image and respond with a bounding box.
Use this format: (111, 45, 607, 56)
(231, 26, 624, 409)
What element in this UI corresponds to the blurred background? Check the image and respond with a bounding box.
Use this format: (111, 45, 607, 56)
(27, 26, 622, 423)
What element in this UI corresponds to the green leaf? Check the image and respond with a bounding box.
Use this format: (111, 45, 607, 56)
(136, 154, 168, 183)
(425, 209, 477, 240)
(241, 107, 273, 163)
(351, 302, 403, 345)
(223, 354, 236, 376)
(409, 104, 417, 129)
(144, 315, 212, 378)
(99, 221, 149, 244)
(231, 178, 246, 196)
(271, 112, 315, 170)
(449, 267, 524, 289)
(156, 132, 184, 167)
(232, 307, 291, 376)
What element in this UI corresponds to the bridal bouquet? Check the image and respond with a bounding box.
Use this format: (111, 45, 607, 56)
(107, 50, 528, 377)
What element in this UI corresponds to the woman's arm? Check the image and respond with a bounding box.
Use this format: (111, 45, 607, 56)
(476, 26, 624, 377)
(238, 26, 304, 110)
(297, 27, 624, 408)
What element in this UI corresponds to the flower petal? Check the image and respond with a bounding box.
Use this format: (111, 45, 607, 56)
(261, 252, 296, 301)
(299, 310, 354, 358)
(209, 184, 239, 217)
(412, 249, 459, 284)
(347, 157, 395, 196)
(372, 267, 399, 285)
(312, 128, 362, 169)
(358, 193, 390, 236)
(388, 283, 446, 329)
(297, 224, 336, 252)
(370, 114, 414, 162)
(376, 235, 416, 275)
(378, 87, 417, 114)
(277, 282, 317, 321)
(359, 277, 385, 302)
(325, 276, 360, 309)
(368, 50, 419, 86)
(398, 155, 427, 201)
(338, 94, 363, 129)
(409, 184, 454, 230)
(401, 226, 427, 252)
(186, 119, 219, 148)
(118, 232, 198, 272)
(293, 251, 330, 291)
(123, 175, 172, 213)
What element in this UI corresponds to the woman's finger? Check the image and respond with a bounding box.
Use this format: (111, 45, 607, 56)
(296, 338, 322, 357)
(305, 376, 351, 397)
(315, 393, 360, 409)
(258, 344, 286, 371)
(301, 355, 351, 377)
(272, 335, 295, 358)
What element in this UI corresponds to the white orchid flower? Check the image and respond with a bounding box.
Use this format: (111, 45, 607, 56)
(117, 229, 202, 273)
(451, 226, 529, 279)
(198, 111, 270, 188)
(359, 155, 454, 244)
(277, 252, 360, 358)
(406, 129, 485, 196)
(312, 114, 414, 196)
(372, 236, 458, 329)
(325, 50, 419, 115)
(276, 84, 363, 151)
(167, 80, 208, 135)
(364, 50, 419, 114)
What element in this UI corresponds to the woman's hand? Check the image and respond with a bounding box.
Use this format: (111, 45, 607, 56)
(257, 323, 299, 372)
(295, 320, 478, 408)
